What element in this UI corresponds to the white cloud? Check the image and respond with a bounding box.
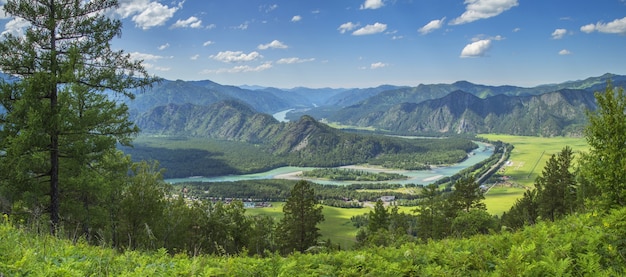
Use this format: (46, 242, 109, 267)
(450, 0, 519, 25)
(580, 16, 626, 35)
(260, 4, 278, 13)
(203, 40, 214, 46)
(370, 62, 388, 69)
(513, 27, 521, 32)
(559, 49, 572, 55)
(580, 24, 596, 33)
(258, 40, 288, 50)
(360, 0, 384, 10)
(233, 22, 249, 30)
(210, 51, 262, 63)
(352, 22, 387, 35)
(0, 0, 9, 19)
(338, 22, 359, 34)
(460, 39, 492, 58)
(158, 43, 169, 50)
(1, 17, 30, 37)
(551, 28, 567, 39)
(291, 15, 302, 22)
(116, 0, 179, 30)
(206, 23, 216, 30)
(129, 52, 171, 61)
(171, 16, 202, 29)
(418, 17, 446, 35)
(276, 57, 315, 64)
(203, 62, 273, 74)
(190, 54, 200, 60)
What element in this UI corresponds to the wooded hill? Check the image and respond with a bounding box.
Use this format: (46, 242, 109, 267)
(129, 100, 477, 177)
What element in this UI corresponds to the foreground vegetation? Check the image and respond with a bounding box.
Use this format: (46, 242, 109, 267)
(2, 207, 625, 276)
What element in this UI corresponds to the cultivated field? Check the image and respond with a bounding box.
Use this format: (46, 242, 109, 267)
(480, 134, 588, 215)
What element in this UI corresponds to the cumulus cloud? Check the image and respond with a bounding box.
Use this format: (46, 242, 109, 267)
(203, 40, 214, 46)
(158, 43, 169, 50)
(559, 49, 572, 55)
(210, 51, 262, 63)
(418, 17, 446, 35)
(360, 0, 384, 10)
(291, 15, 302, 22)
(116, 0, 179, 30)
(580, 16, 626, 34)
(171, 16, 202, 29)
(1, 17, 30, 37)
(551, 28, 567, 39)
(190, 54, 200, 60)
(370, 62, 388, 69)
(338, 22, 359, 34)
(258, 40, 288, 50)
(203, 62, 273, 74)
(451, 0, 518, 25)
(352, 22, 387, 35)
(277, 57, 315, 64)
(460, 39, 492, 58)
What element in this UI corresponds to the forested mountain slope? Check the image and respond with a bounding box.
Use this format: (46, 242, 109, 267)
(334, 89, 597, 136)
(133, 99, 476, 170)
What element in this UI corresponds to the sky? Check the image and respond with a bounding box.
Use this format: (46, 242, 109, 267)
(1, 0, 626, 88)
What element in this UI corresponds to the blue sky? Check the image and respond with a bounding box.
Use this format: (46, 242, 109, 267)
(2, 0, 626, 88)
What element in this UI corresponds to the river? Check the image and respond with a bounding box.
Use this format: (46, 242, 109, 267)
(165, 141, 494, 186)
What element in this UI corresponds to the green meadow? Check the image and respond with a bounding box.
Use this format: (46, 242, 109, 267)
(480, 134, 588, 215)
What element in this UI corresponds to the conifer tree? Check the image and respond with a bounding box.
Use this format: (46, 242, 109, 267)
(278, 180, 324, 253)
(535, 146, 576, 221)
(0, 0, 156, 234)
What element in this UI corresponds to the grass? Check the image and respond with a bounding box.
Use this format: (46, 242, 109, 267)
(479, 134, 588, 215)
(246, 203, 369, 249)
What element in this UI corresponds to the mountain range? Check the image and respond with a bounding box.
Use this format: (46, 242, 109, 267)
(131, 73, 625, 138)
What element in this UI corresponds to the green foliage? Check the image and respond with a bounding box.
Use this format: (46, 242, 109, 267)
(0, 0, 155, 234)
(580, 82, 626, 208)
(2, 207, 626, 275)
(535, 146, 577, 221)
(278, 180, 325, 254)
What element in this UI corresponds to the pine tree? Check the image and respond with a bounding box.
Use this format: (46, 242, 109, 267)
(448, 176, 486, 213)
(0, 0, 156, 234)
(535, 146, 576, 221)
(278, 180, 324, 253)
(368, 199, 389, 233)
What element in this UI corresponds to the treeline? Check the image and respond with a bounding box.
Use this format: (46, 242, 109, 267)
(176, 180, 422, 205)
(301, 168, 408, 181)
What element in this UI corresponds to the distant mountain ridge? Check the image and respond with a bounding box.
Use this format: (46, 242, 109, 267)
(347, 89, 596, 136)
(129, 73, 624, 137)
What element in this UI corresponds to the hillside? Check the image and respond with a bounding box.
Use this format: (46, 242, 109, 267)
(2, 207, 624, 275)
(130, 99, 478, 177)
(334, 89, 596, 136)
